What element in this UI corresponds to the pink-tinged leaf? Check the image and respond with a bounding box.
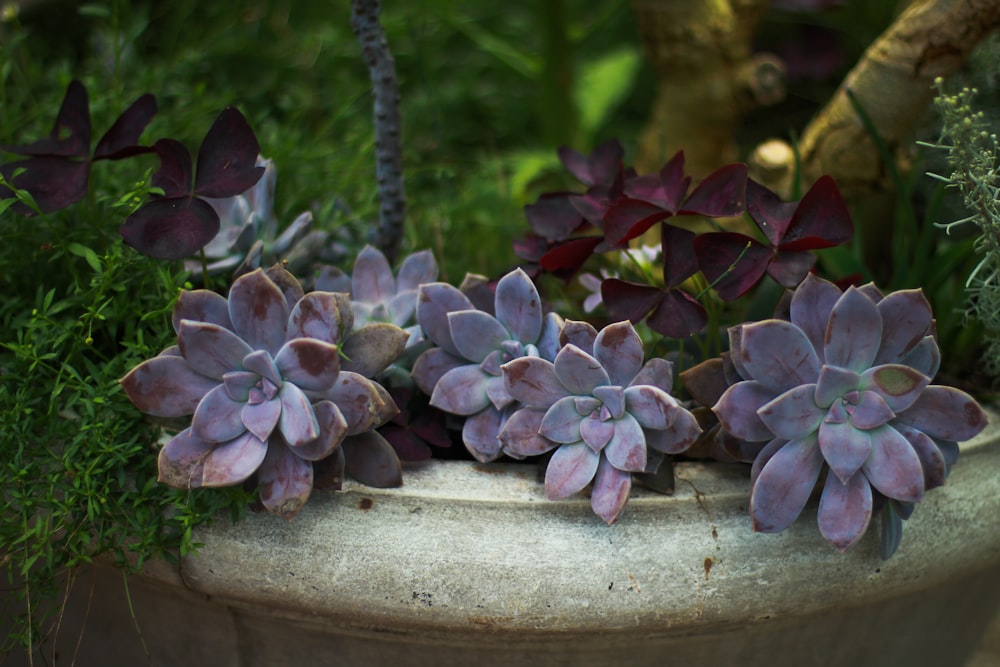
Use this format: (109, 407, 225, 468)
(150, 138, 193, 196)
(397, 250, 439, 291)
(227, 269, 289, 355)
(750, 434, 824, 533)
(120, 355, 219, 417)
(537, 312, 565, 362)
(287, 292, 351, 345)
(323, 371, 388, 434)
(172, 289, 232, 333)
(590, 457, 632, 525)
(495, 268, 543, 344)
(265, 264, 307, 309)
(430, 365, 492, 415)
(847, 390, 895, 429)
(694, 233, 771, 301)
(241, 396, 282, 442)
(177, 320, 252, 379)
(894, 422, 948, 491)
(93, 93, 157, 159)
(448, 310, 510, 363)
(120, 197, 220, 260)
(860, 365, 929, 413)
(594, 321, 643, 387)
(789, 273, 842, 356)
(342, 431, 403, 487)
(554, 344, 610, 394)
(540, 396, 585, 444)
(499, 407, 557, 457)
(193, 107, 264, 198)
(560, 319, 598, 352)
(539, 236, 604, 273)
(313, 447, 345, 490)
(485, 374, 514, 410)
(646, 408, 702, 454)
(412, 347, 466, 395)
(257, 441, 314, 519)
(417, 282, 475, 356)
(873, 289, 933, 365)
(157, 428, 212, 488)
(739, 319, 821, 392)
(758, 384, 824, 440)
(580, 416, 615, 451)
(714, 380, 778, 442)
(765, 250, 816, 288)
(288, 400, 347, 461)
(603, 413, 647, 472)
(339, 323, 408, 378)
(602, 197, 671, 246)
(818, 415, 871, 484)
(593, 385, 625, 420)
(602, 279, 662, 324)
(750, 436, 789, 486)
(202, 431, 268, 487)
(679, 358, 726, 407)
(680, 163, 747, 217)
(278, 383, 320, 447)
(861, 425, 925, 503)
(367, 380, 400, 429)
(502, 357, 566, 409)
(624, 385, 678, 430)
(190, 384, 245, 442)
(524, 192, 585, 240)
(824, 287, 882, 372)
(781, 175, 853, 249)
(661, 224, 699, 287)
(545, 443, 600, 499)
(223, 370, 258, 402)
(632, 358, 674, 393)
(462, 406, 506, 462)
(1, 157, 90, 213)
(745, 178, 797, 246)
(274, 338, 340, 393)
(893, 385, 988, 442)
(242, 349, 281, 386)
(646, 289, 708, 339)
(817, 471, 872, 552)
(351, 245, 396, 303)
(314, 266, 352, 293)
(901, 336, 941, 379)
(814, 364, 860, 408)
(2, 80, 90, 157)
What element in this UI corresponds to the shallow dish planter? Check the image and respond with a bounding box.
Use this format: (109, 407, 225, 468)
(10, 409, 999, 667)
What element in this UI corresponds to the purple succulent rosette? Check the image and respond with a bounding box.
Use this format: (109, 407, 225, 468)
(498, 320, 701, 524)
(120, 265, 406, 519)
(411, 268, 563, 462)
(713, 273, 989, 552)
(315, 244, 438, 344)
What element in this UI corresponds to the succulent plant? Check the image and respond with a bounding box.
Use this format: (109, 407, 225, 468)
(411, 267, 563, 461)
(498, 320, 701, 524)
(712, 273, 988, 552)
(120, 265, 406, 518)
(314, 244, 438, 343)
(191, 156, 314, 278)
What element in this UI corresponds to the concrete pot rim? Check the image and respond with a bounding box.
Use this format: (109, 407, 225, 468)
(163, 408, 1000, 640)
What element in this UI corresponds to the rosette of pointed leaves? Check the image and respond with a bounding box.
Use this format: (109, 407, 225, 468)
(191, 156, 313, 278)
(314, 245, 438, 342)
(120, 265, 404, 518)
(713, 274, 988, 552)
(411, 268, 563, 461)
(498, 321, 701, 524)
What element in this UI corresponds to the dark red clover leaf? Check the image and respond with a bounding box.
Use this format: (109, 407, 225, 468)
(119, 107, 264, 260)
(1, 79, 156, 214)
(694, 175, 853, 301)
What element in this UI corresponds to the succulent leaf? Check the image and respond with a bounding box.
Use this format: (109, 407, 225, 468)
(750, 435, 824, 533)
(739, 319, 820, 392)
(603, 413, 647, 472)
(758, 384, 825, 440)
(448, 310, 512, 362)
(228, 269, 290, 355)
(338, 323, 408, 378)
(494, 268, 543, 344)
(274, 338, 341, 392)
(257, 441, 314, 519)
(278, 382, 320, 447)
(462, 406, 506, 462)
(824, 287, 882, 372)
(861, 426, 925, 503)
(817, 471, 873, 552)
(192, 384, 246, 442)
(498, 408, 556, 458)
(554, 344, 610, 395)
(201, 431, 268, 487)
(120, 355, 219, 418)
(593, 321, 644, 386)
(157, 429, 210, 488)
(545, 444, 600, 500)
(590, 457, 632, 525)
(501, 357, 567, 409)
(430, 365, 492, 415)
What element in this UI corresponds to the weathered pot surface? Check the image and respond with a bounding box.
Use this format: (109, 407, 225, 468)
(12, 409, 1000, 667)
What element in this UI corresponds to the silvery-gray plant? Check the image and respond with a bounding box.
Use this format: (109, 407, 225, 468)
(712, 273, 988, 554)
(120, 265, 407, 518)
(410, 267, 563, 461)
(499, 320, 701, 524)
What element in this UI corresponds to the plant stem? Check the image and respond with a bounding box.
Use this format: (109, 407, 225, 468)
(351, 0, 406, 265)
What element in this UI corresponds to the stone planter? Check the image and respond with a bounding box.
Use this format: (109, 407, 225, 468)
(9, 410, 1000, 667)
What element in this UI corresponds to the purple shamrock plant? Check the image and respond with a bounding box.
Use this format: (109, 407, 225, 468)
(120, 265, 406, 518)
(711, 273, 988, 555)
(411, 267, 564, 462)
(499, 320, 702, 524)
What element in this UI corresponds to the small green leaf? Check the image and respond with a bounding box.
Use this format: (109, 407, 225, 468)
(67, 243, 103, 273)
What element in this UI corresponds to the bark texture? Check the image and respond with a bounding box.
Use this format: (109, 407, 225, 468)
(351, 0, 406, 264)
